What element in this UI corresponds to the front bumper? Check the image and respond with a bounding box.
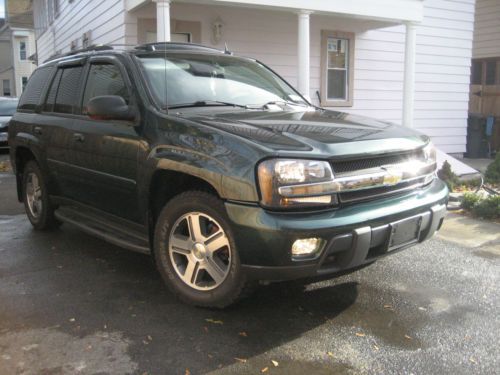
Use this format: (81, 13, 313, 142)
(225, 179, 448, 281)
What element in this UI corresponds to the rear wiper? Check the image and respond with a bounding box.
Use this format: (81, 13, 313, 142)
(168, 100, 248, 110)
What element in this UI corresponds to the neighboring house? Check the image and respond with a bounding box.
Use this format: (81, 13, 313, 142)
(0, 0, 37, 98)
(33, 0, 476, 156)
(469, 0, 500, 118)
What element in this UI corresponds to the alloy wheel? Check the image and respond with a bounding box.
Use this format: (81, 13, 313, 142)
(168, 212, 232, 291)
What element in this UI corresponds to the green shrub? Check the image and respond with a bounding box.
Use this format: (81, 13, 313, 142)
(485, 153, 500, 184)
(438, 160, 459, 191)
(474, 195, 500, 220)
(462, 192, 481, 210)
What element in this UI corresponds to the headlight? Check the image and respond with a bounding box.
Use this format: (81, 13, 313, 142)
(258, 159, 338, 209)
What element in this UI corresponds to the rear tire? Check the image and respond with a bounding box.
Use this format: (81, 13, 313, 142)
(153, 191, 247, 308)
(22, 160, 60, 230)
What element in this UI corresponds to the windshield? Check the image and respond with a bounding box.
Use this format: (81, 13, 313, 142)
(137, 53, 307, 109)
(0, 100, 18, 116)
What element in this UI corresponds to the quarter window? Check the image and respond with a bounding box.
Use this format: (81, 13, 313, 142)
(320, 31, 355, 107)
(18, 67, 53, 111)
(54, 66, 83, 114)
(82, 63, 129, 114)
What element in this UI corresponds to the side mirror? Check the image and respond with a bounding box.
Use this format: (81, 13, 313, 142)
(87, 95, 134, 121)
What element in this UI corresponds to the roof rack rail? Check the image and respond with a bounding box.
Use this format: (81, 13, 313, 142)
(44, 44, 114, 63)
(134, 42, 222, 53)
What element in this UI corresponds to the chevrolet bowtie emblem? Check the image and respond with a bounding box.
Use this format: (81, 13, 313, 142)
(382, 169, 403, 186)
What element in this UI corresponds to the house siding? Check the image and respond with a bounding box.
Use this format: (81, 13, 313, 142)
(473, 0, 500, 58)
(33, 0, 476, 153)
(36, 0, 128, 63)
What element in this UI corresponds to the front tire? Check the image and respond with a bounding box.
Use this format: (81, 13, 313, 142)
(22, 160, 60, 230)
(154, 191, 247, 308)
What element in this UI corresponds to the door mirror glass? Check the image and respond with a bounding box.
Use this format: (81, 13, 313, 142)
(87, 95, 134, 121)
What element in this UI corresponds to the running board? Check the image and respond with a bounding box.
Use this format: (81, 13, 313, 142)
(54, 206, 150, 254)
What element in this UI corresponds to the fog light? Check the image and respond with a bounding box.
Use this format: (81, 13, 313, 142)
(292, 238, 324, 258)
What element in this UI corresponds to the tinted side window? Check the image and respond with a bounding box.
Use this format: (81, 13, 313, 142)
(82, 63, 129, 114)
(54, 66, 83, 114)
(44, 69, 62, 112)
(18, 67, 52, 111)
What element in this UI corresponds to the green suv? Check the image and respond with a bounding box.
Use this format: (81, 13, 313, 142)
(9, 43, 448, 307)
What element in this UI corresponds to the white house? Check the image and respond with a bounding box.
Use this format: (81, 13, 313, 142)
(33, 0, 476, 156)
(0, 0, 37, 97)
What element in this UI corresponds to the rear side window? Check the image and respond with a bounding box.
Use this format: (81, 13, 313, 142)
(82, 63, 129, 114)
(18, 67, 52, 111)
(54, 66, 83, 114)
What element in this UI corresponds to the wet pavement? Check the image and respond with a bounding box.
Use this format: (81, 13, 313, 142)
(0, 157, 499, 374)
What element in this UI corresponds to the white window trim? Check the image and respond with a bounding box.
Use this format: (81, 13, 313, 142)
(320, 30, 355, 107)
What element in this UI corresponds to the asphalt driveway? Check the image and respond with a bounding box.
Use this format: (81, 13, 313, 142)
(0, 154, 498, 374)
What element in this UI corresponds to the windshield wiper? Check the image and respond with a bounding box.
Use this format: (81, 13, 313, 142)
(247, 100, 309, 109)
(168, 100, 248, 110)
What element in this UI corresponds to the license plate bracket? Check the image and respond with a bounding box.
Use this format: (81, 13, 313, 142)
(387, 215, 423, 252)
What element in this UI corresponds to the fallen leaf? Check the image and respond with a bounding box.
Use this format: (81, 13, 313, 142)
(234, 357, 247, 363)
(142, 340, 149, 345)
(69, 318, 75, 322)
(205, 318, 223, 325)
(238, 332, 247, 337)
(373, 345, 380, 351)
(147, 335, 153, 341)
(469, 357, 477, 364)
(355, 332, 365, 337)
(272, 360, 279, 367)
(418, 307, 427, 311)
(261, 367, 269, 373)
(185, 369, 191, 375)
(383, 304, 393, 310)
(207, 354, 213, 359)
(203, 326, 209, 333)
(327, 352, 334, 357)
(404, 335, 412, 340)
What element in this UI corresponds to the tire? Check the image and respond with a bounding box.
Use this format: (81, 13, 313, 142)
(22, 160, 60, 230)
(153, 191, 248, 308)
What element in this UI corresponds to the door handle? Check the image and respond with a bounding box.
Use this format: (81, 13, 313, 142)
(73, 133, 85, 142)
(33, 126, 42, 135)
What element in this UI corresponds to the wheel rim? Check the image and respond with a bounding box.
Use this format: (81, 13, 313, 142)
(168, 212, 232, 291)
(26, 172, 43, 219)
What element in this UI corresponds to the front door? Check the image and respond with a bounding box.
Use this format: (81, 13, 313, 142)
(69, 57, 143, 222)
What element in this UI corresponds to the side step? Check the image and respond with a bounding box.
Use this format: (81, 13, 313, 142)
(54, 206, 151, 254)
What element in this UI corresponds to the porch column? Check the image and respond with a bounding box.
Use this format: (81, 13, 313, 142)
(297, 10, 312, 100)
(155, 0, 171, 42)
(402, 22, 417, 128)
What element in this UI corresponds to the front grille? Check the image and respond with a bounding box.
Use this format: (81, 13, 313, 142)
(330, 149, 431, 204)
(331, 150, 424, 175)
(339, 177, 428, 204)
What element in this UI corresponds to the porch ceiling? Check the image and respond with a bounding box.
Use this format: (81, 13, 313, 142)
(128, 0, 424, 24)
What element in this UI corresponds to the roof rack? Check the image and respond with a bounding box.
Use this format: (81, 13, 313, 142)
(134, 42, 222, 53)
(44, 44, 114, 63)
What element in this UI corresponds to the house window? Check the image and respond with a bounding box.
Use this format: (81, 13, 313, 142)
(2, 80, 10, 96)
(486, 61, 497, 85)
(320, 31, 355, 107)
(20, 41, 27, 60)
(54, 0, 61, 18)
(471, 61, 483, 85)
(21, 77, 29, 92)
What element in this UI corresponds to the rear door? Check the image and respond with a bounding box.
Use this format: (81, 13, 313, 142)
(69, 56, 142, 222)
(42, 59, 88, 200)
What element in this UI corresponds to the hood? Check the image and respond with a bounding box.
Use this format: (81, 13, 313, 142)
(179, 108, 429, 158)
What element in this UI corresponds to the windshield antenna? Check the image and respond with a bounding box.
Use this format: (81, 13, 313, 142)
(224, 42, 233, 55)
